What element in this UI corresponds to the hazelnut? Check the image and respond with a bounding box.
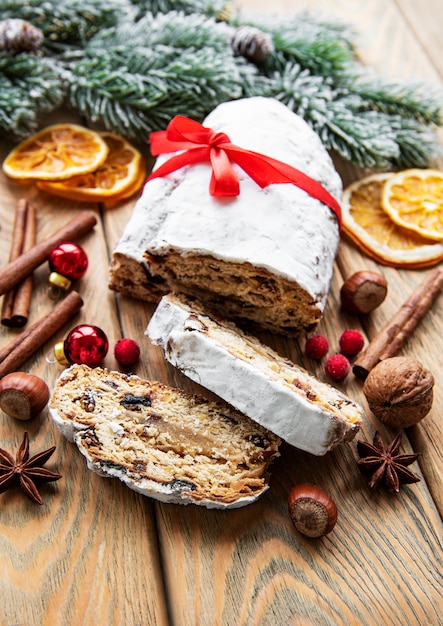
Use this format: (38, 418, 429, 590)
(288, 483, 337, 538)
(340, 271, 388, 314)
(363, 356, 434, 428)
(0, 372, 50, 421)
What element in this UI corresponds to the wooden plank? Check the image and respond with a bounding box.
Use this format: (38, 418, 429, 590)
(112, 254, 443, 625)
(0, 159, 169, 625)
(152, 447, 443, 625)
(0, 0, 442, 624)
(395, 0, 443, 77)
(336, 243, 443, 515)
(105, 0, 443, 624)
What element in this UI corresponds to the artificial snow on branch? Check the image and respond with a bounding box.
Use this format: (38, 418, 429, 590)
(0, 0, 441, 170)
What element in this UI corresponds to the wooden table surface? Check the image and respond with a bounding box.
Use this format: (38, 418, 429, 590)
(1, 1, 442, 624)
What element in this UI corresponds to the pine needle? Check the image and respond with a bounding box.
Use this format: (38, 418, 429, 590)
(0, 0, 441, 169)
(0, 53, 65, 138)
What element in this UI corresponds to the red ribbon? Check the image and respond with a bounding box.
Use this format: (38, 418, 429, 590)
(147, 115, 341, 229)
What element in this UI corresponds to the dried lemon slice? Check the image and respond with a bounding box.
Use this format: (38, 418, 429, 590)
(37, 132, 146, 203)
(382, 169, 443, 241)
(2, 124, 109, 181)
(342, 173, 443, 268)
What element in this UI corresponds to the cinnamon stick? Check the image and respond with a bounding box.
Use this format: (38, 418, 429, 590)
(1, 198, 29, 325)
(9, 204, 36, 326)
(2, 204, 37, 327)
(353, 268, 443, 380)
(0, 290, 83, 378)
(0, 210, 97, 297)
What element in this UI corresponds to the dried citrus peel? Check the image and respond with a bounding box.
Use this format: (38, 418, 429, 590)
(2, 124, 109, 181)
(342, 173, 443, 268)
(36, 132, 146, 203)
(382, 168, 443, 241)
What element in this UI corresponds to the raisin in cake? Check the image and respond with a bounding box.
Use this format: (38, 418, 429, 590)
(147, 293, 363, 455)
(48, 364, 281, 508)
(109, 97, 342, 335)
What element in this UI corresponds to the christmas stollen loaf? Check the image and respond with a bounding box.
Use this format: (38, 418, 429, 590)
(48, 364, 281, 508)
(109, 96, 342, 335)
(147, 293, 363, 455)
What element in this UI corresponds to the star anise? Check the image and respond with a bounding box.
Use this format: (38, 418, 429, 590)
(0, 432, 62, 504)
(357, 431, 420, 493)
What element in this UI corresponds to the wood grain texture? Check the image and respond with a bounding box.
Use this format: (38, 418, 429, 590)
(396, 0, 443, 77)
(1, 1, 443, 625)
(0, 151, 169, 625)
(154, 438, 443, 626)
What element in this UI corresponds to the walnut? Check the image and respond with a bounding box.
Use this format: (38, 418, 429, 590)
(363, 356, 434, 428)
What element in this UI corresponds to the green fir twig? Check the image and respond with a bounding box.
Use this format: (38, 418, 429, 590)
(0, 0, 441, 170)
(0, 53, 64, 138)
(66, 14, 247, 138)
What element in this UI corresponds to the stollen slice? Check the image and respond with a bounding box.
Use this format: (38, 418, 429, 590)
(147, 293, 363, 456)
(49, 364, 281, 508)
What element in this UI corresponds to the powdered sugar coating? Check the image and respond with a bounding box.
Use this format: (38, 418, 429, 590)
(114, 97, 341, 308)
(147, 294, 363, 455)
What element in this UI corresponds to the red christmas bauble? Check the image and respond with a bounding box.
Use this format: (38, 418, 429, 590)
(49, 242, 88, 280)
(63, 324, 109, 367)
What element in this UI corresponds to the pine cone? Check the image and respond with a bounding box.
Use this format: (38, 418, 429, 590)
(231, 25, 274, 63)
(0, 19, 44, 54)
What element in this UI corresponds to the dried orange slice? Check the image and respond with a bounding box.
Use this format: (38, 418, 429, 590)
(381, 169, 443, 241)
(342, 173, 443, 268)
(2, 124, 109, 180)
(102, 163, 147, 208)
(36, 132, 146, 203)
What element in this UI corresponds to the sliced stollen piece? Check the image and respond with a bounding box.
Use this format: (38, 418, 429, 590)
(147, 293, 363, 455)
(109, 96, 342, 335)
(49, 364, 281, 509)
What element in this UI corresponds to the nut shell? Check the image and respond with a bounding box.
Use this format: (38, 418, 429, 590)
(0, 372, 50, 420)
(340, 271, 388, 314)
(363, 356, 434, 428)
(288, 483, 337, 537)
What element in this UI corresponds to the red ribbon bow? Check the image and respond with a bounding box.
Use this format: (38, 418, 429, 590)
(147, 115, 341, 229)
